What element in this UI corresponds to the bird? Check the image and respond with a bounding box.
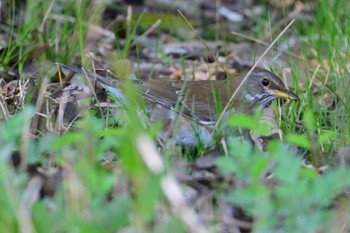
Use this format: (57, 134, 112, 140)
(59, 64, 299, 146)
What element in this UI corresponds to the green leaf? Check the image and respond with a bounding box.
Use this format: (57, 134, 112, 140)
(303, 109, 315, 131)
(317, 130, 335, 145)
(2, 106, 35, 143)
(254, 122, 271, 136)
(228, 114, 257, 129)
(274, 153, 301, 183)
(250, 157, 269, 183)
(215, 157, 237, 175)
(227, 137, 252, 158)
(286, 134, 312, 149)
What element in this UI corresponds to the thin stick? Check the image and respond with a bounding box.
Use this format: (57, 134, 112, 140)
(231, 31, 270, 46)
(263, 2, 304, 41)
(57, 63, 63, 88)
(230, 31, 301, 60)
(40, 0, 56, 32)
(177, 10, 228, 75)
(176, 11, 295, 153)
(215, 19, 295, 128)
(131, 19, 162, 47)
(81, 66, 105, 119)
(204, 19, 295, 150)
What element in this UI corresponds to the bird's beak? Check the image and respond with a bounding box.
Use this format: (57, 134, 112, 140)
(269, 89, 299, 101)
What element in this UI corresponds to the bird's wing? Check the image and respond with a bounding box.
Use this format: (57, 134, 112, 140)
(142, 79, 181, 110)
(58, 64, 240, 124)
(143, 79, 232, 123)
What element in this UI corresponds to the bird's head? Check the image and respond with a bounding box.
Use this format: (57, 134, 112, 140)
(243, 69, 299, 109)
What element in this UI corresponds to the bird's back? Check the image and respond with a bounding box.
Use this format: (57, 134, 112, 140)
(142, 77, 245, 123)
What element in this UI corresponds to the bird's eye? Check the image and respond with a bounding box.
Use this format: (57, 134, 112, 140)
(261, 78, 270, 87)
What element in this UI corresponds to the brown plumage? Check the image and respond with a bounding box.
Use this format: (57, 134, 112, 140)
(141, 68, 298, 123)
(59, 64, 298, 124)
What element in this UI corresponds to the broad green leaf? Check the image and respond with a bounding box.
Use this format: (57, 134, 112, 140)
(317, 130, 335, 145)
(227, 137, 252, 158)
(228, 114, 257, 129)
(215, 157, 236, 175)
(286, 134, 312, 149)
(303, 109, 315, 131)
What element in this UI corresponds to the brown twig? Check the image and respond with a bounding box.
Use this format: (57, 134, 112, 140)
(215, 20, 295, 128)
(82, 65, 105, 119)
(161, 175, 210, 233)
(31, 77, 49, 136)
(230, 31, 301, 60)
(40, 0, 56, 32)
(56, 63, 64, 88)
(56, 91, 69, 134)
(263, 2, 304, 41)
(131, 19, 162, 47)
(177, 10, 229, 76)
(200, 19, 296, 154)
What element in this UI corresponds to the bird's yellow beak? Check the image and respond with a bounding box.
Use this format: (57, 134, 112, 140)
(269, 89, 299, 101)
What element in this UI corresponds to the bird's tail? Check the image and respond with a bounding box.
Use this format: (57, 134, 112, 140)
(57, 63, 128, 103)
